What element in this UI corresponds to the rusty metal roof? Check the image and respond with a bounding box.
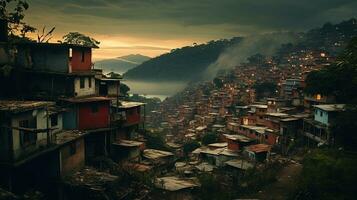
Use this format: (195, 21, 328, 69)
(61, 96, 112, 103)
(0, 100, 54, 113)
(245, 144, 271, 153)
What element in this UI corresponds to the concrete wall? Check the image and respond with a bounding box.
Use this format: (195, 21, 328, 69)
(108, 83, 119, 96)
(59, 138, 85, 177)
(74, 77, 95, 97)
(9, 109, 63, 161)
(0, 120, 11, 161)
(11, 109, 47, 160)
(16, 46, 69, 73)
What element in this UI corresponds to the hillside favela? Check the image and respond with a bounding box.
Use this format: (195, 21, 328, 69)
(1, 1, 357, 200)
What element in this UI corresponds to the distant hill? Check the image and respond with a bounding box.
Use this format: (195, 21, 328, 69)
(124, 19, 357, 82)
(94, 54, 151, 74)
(124, 38, 243, 81)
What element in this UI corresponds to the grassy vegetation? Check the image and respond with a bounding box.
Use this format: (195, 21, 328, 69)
(291, 149, 357, 200)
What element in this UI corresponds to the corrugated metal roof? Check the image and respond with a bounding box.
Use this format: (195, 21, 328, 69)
(313, 104, 345, 112)
(0, 100, 54, 113)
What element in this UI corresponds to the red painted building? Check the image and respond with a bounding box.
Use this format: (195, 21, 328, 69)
(111, 101, 145, 139)
(78, 101, 110, 130)
(70, 47, 93, 72)
(62, 97, 111, 130)
(223, 134, 254, 152)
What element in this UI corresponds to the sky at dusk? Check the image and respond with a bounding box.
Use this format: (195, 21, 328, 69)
(24, 0, 357, 60)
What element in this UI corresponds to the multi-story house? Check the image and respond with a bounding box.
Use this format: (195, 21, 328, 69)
(302, 104, 345, 146)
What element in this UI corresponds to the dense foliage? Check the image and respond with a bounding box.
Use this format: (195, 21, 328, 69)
(62, 32, 100, 48)
(124, 19, 357, 82)
(0, 0, 36, 40)
(124, 38, 243, 81)
(305, 37, 357, 150)
(183, 141, 200, 155)
(305, 37, 357, 104)
(253, 81, 277, 100)
(201, 133, 219, 145)
(293, 149, 357, 200)
(144, 131, 171, 151)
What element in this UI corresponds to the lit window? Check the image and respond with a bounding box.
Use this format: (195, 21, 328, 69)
(69, 48, 73, 59)
(316, 94, 321, 100)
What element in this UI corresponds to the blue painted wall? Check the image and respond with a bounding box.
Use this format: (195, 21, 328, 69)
(314, 108, 329, 125)
(63, 106, 77, 129)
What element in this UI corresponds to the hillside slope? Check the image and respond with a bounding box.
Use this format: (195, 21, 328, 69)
(124, 38, 243, 81)
(124, 19, 357, 82)
(95, 54, 150, 74)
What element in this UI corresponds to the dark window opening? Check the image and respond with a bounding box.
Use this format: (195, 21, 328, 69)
(91, 104, 99, 113)
(70, 142, 77, 155)
(88, 77, 92, 88)
(51, 114, 58, 127)
(80, 77, 85, 88)
(81, 50, 85, 62)
(19, 119, 37, 147)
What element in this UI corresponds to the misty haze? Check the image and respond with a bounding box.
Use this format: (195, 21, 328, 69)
(0, 1, 357, 200)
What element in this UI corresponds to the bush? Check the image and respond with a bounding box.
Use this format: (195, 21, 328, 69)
(201, 133, 219, 145)
(292, 149, 357, 200)
(183, 141, 200, 155)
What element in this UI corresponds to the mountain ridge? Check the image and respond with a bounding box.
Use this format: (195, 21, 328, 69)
(95, 54, 151, 74)
(123, 18, 357, 82)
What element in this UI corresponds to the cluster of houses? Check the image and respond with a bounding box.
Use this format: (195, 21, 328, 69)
(0, 34, 146, 197)
(146, 48, 344, 178)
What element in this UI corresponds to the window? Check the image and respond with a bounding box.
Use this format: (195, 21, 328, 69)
(320, 110, 323, 117)
(88, 77, 92, 88)
(19, 119, 37, 147)
(91, 104, 99, 113)
(81, 50, 85, 62)
(69, 48, 73, 59)
(51, 114, 58, 127)
(80, 77, 85, 88)
(70, 142, 77, 155)
(265, 134, 269, 140)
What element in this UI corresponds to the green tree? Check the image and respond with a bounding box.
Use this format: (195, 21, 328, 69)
(253, 81, 277, 100)
(120, 83, 130, 96)
(0, 0, 36, 39)
(145, 131, 170, 151)
(201, 133, 218, 145)
(183, 141, 200, 155)
(293, 149, 357, 200)
(305, 37, 357, 104)
(305, 37, 357, 149)
(62, 32, 100, 48)
(213, 77, 224, 88)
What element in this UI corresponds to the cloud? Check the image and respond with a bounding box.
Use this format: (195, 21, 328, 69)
(24, 0, 357, 58)
(203, 32, 297, 79)
(102, 45, 171, 51)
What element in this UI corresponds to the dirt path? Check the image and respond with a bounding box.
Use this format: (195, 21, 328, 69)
(249, 160, 303, 200)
